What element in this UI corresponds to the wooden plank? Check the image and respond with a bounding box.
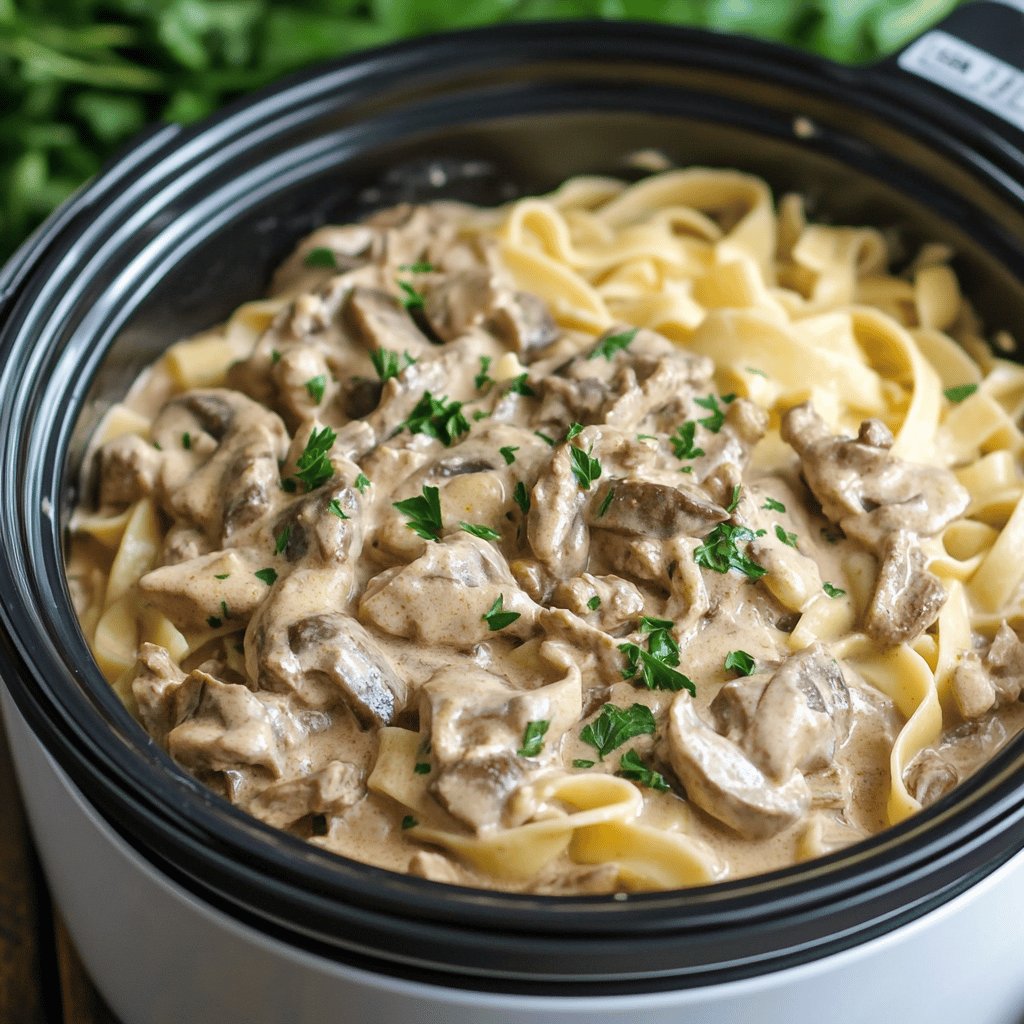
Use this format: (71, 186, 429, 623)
(54, 915, 121, 1024)
(0, 709, 46, 1024)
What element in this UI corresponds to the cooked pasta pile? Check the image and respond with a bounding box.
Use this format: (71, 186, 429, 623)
(67, 169, 1024, 893)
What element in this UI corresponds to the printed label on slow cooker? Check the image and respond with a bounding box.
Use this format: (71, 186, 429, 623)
(899, 30, 1024, 132)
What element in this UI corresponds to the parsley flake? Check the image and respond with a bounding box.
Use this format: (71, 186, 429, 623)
(305, 374, 327, 404)
(565, 422, 584, 442)
(587, 595, 601, 611)
(580, 703, 656, 759)
(617, 749, 670, 792)
(517, 719, 549, 758)
(694, 394, 729, 433)
(291, 426, 337, 492)
(328, 498, 349, 520)
(944, 383, 978, 403)
(401, 815, 418, 830)
(694, 523, 766, 579)
(619, 623, 695, 694)
(596, 487, 615, 518)
(397, 279, 425, 310)
(182, 431, 191, 450)
(534, 430, 555, 446)
(206, 615, 222, 629)
(401, 392, 469, 446)
(255, 567, 278, 587)
(588, 327, 638, 361)
(504, 373, 536, 397)
(499, 445, 519, 465)
(393, 485, 443, 542)
(482, 594, 521, 631)
(513, 481, 530, 515)
(724, 650, 756, 676)
(370, 348, 404, 383)
(726, 485, 742, 513)
(460, 521, 501, 541)
(354, 473, 371, 493)
(474, 355, 494, 391)
(762, 497, 786, 513)
(670, 421, 705, 463)
(270, 349, 281, 365)
(304, 247, 337, 269)
(573, 759, 596, 769)
(413, 762, 431, 775)
(823, 582, 847, 599)
(775, 524, 798, 548)
(214, 573, 230, 580)
(398, 261, 435, 273)
(569, 445, 602, 491)
(274, 525, 291, 556)
(746, 366, 768, 377)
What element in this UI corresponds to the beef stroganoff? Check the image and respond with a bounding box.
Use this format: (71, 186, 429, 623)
(67, 169, 1024, 893)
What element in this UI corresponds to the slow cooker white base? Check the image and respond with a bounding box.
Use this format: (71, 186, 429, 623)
(4, 687, 1023, 1024)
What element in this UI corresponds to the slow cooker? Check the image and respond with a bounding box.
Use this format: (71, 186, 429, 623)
(2, 6, 1024, 1022)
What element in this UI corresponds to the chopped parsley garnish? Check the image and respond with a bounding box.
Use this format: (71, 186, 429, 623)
(220, 600, 230, 620)
(619, 616, 696, 694)
(270, 349, 281, 365)
(400, 392, 470, 446)
(370, 348, 405, 383)
(499, 445, 519, 465)
(573, 759, 596, 769)
(206, 615, 222, 629)
(214, 573, 230, 580)
(637, 433, 657, 441)
(617, 750, 670, 792)
(472, 410, 490, 421)
(291, 425, 337, 492)
(328, 498, 349, 520)
(460, 521, 501, 541)
(694, 522, 766, 579)
(580, 703, 656, 759)
(823, 582, 847, 599)
(639, 615, 674, 633)
(255, 567, 278, 586)
(513, 481, 530, 515)
(587, 595, 601, 611)
(304, 246, 337, 269)
(724, 650, 756, 676)
(670, 421, 704, 463)
(596, 487, 615, 518)
(474, 355, 494, 391)
(397, 279, 425, 310)
(504, 373, 535, 397)
(413, 762, 431, 775)
(762, 497, 786, 513)
(305, 374, 327, 404)
(482, 593, 521, 631)
(152, 441, 162, 450)
(401, 815, 418, 830)
(354, 473, 371, 493)
(569, 444, 602, 491)
(694, 394, 731, 433)
(588, 327, 638, 361)
(274, 525, 291, 556)
(517, 719, 549, 758)
(944, 383, 978, 403)
(181, 431, 191, 450)
(774, 524, 798, 548)
(534, 430, 555, 446)
(565, 422, 584, 442)
(746, 366, 768, 377)
(726, 485, 741, 513)
(398, 261, 435, 273)
(393, 485, 443, 542)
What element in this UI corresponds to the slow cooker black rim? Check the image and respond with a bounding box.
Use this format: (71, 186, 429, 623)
(1, 19, 1024, 992)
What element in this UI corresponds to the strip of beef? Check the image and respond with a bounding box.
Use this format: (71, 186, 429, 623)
(96, 434, 161, 509)
(244, 761, 364, 830)
(550, 572, 645, 630)
(952, 622, 1024, 720)
(587, 477, 728, 539)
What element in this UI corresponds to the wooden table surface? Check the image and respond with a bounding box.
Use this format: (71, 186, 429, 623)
(0, 706, 120, 1024)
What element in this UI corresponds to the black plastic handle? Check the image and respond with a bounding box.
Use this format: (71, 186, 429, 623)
(885, 0, 1024, 151)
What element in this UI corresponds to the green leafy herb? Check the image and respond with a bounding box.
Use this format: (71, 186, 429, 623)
(504, 372, 536, 397)
(517, 719, 549, 758)
(694, 394, 729, 433)
(220, 600, 230, 620)
(398, 261, 435, 273)
(182, 431, 191, 450)
(823, 582, 847, 599)
(460, 521, 501, 541)
(569, 445, 602, 491)
(292, 425, 337, 492)
(397, 279, 425, 310)
(401, 392, 470, 446)
(305, 374, 327, 404)
(724, 650, 756, 676)
(762, 497, 786, 513)
(499, 445, 519, 465)
(413, 762, 431, 775)
(152, 441, 162, 451)
(370, 348, 403, 383)
(274, 525, 291, 556)
(328, 498, 349, 520)
(746, 366, 768, 377)
(588, 327, 637, 361)
(596, 487, 615, 518)
(670, 421, 705, 463)
(474, 355, 494, 391)
(565, 422, 584, 442)
(775, 524, 798, 548)
(694, 523, 766, 579)
(354, 473, 371, 493)
(255, 567, 278, 586)
(401, 815, 418, 830)
(472, 410, 490, 422)
(726, 485, 742, 513)
(619, 626, 695, 694)
(393, 485, 443, 542)
(513, 481, 530, 515)
(637, 433, 657, 441)
(534, 430, 555, 446)
(587, 595, 601, 611)
(944, 383, 978, 403)
(304, 247, 337, 269)
(206, 615, 222, 629)
(639, 615, 674, 633)
(482, 594, 521, 632)
(617, 749, 670, 792)
(580, 703, 656, 759)
(214, 573, 230, 580)
(270, 349, 282, 365)
(573, 759, 596, 769)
